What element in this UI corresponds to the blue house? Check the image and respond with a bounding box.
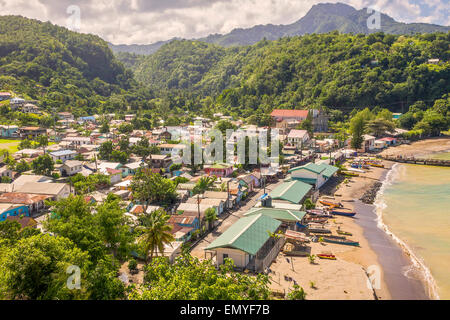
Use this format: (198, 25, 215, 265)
(0, 204, 30, 222)
(0, 125, 19, 138)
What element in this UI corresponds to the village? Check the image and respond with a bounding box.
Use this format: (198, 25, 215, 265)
(0, 93, 414, 298)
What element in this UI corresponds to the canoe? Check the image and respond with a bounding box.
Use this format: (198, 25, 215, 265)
(368, 162, 384, 168)
(337, 230, 353, 236)
(322, 237, 360, 246)
(319, 200, 343, 208)
(331, 209, 356, 217)
(307, 209, 333, 218)
(308, 228, 332, 234)
(317, 254, 336, 260)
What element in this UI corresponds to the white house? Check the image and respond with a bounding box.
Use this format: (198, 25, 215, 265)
(60, 160, 83, 176)
(287, 129, 309, 148)
(49, 150, 77, 163)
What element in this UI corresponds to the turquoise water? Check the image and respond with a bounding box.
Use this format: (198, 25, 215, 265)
(379, 160, 450, 299)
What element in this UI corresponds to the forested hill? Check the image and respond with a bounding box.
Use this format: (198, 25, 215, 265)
(0, 15, 134, 114)
(130, 31, 450, 117)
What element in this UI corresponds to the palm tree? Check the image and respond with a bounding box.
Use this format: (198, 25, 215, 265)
(205, 208, 218, 231)
(193, 176, 217, 195)
(138, 209, 175, 264)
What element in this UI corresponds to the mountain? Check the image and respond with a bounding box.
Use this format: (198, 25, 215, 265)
(0, 15, 134, 114)
(109, 38, 179, 56)
(111, 3, 450, 54)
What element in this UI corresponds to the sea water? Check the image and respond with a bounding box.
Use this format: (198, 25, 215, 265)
(375, 156, 450, 300)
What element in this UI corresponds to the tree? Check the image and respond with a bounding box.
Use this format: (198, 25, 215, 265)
(215, 120, 236, 135)
(35, 135, 49, 152)
(0, 234, 90, 300)
(205, 208, 218, 230)
(349, 113, 367, 150)
(99, 141, 114, 160)
(366, 118, 395, 137)
(129, 255, 270, 300)
(193, 176, 217, 195)
(137, 209, 174, 263)
(18, 139, 33, 150)
(118, 123, 133, 134)
(287, 285, 306, 300)
(31, 154, 54, 176)
(100, 121, 110, 134)
(130, 170, 178, 207)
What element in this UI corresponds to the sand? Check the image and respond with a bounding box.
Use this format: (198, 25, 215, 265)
(380, 137, 450, 158)
(269, 164, 392, 300)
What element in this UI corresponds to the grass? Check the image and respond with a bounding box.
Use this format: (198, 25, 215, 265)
(0, 139, 21, 153)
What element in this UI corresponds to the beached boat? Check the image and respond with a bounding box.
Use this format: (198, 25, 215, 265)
(348, 168, 365, 173)
(337, 230, 353, 236)
(340, 171, 360, 177)
(317, 253, 336, 260)
(305, 217, 329, 224)
(308, 224, 332, 234)
(331, 209, 356, 217)
(368, 162, 384, 168)
(307, 209, 333, 218)
(319, 200, 343, 208)
(322, 237, 359, 246)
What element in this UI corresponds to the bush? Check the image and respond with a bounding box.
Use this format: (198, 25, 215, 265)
(128, 259, 138, 271)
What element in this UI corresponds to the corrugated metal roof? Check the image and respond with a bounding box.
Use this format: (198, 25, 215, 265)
(205, 214, 281, 255)
(269, 180, 312, 204)
(244, 207, 306, 222)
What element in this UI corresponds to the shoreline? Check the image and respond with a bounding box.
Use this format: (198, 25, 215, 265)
(370, 163, 439, 299)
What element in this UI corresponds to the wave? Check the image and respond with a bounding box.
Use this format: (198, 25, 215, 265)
(373, 163, 440, 300)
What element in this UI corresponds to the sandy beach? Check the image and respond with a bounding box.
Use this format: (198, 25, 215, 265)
(269, 164, 393, 300)
(380, 137, 450, 158)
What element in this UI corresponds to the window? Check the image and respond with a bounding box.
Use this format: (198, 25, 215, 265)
(223, 254, 229, 260)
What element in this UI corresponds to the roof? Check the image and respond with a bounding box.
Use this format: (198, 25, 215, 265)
(319, 163, 339, 178)
(289, 163, 338, 179)
(269, 180, 312, 204)
(6, 216, 37, 229)
(0, 192, 51, 205)
(288, 129, 308, 139)
(63, 160, 83, 168)
(271, 109, 309, 118)
(204, 191, 229, 199)
(169, 215, 197, 225)
(244, 207, 306, 222)
(50, 150, 77, 157)
(205, 214, 281, 255)
(13, 183, 68, 196)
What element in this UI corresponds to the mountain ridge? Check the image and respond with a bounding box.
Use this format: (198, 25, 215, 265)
(109, 2, 450, 55)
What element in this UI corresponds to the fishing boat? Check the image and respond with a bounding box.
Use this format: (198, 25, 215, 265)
(317, 253, 336, 260)
(322, 237, 360, 247)
(348, 168, 365, 173)
(331, 209, 356, 217)
(308, 224, 332, 234)
(368, 162, 384, 168)
(340, 171, 360, 177)
(307, 209, 333, 218)
(337, 230, 353, 236)
(305, 217, 329, 224)
(319, 200, 343, 208)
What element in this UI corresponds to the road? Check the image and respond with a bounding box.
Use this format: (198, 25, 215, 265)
(190, 178, 285, 259)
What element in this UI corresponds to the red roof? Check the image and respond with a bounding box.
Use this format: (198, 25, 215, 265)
(270, 109, 309, 118)
(379, 137, 396, 142)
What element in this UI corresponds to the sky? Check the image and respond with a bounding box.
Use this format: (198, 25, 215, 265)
(0, 0, 448, 44)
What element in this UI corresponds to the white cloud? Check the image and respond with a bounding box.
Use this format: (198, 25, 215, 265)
(0, 0, 448, 44)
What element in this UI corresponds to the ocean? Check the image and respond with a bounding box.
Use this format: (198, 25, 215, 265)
(375, 155, 450, 300)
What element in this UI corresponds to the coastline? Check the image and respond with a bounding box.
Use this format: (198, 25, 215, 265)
(369, 163, 439, 299)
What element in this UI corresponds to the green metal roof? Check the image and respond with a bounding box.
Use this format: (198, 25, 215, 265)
(318, 163, 339, 178)
(244, 207, 306, 222)
(269, 180, 312, 204)
(205, 214, 281, 255)
(289, 163, 325, 174)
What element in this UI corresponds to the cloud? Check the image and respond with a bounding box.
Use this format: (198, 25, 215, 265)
(0, 0, 448, 44)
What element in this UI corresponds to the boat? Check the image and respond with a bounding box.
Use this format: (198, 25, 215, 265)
(337, 230, 353, 236)
(307, 209, 333, 218)
(322, 237, 360, 246)
(308, 224, 332, 234)
(317, 253, 336, 260)
(340, 171, 360, 177)
(348, 168, 365, 173)
(331, 209, 356, 217)
(319, 200, 343, 208)
(305, 217, 329, 224)
(368, 162, 384, 168)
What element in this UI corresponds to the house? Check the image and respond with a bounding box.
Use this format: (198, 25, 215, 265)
(287, 130, 309, 148)
(21, 103, 39, 114)
(125, 114, 135, 122)
(49, 150, 77, 163)
(359, 135, 376, 153)
(374, 140, 387, 150)
(0, 166, 13, 180)
(104, 168, 122, 184)
(205, 214, 283, 272)
(269, 180, 312, 204)
(0, 193, 51, 215)
(204, 163, 234, 178)
(122, 162, 145, 177)
(57, 112, 74, 120)
(0, 203, 29, 222)
(176, 202, 215, 221)
(288, 163, 339, 189)
(310, 109, 329, 132)
(168, 215, 200, 240)
(204, 191, 234, 210)
(6, 215, 37, 229)
(60, 160, 83, 176)
(18, 127, 47, 139)
(0, 92, 11, 101)
(159, 143, 186, 156)
(199, 198, 225, 216)
(271, 109, 309, 123)
(379, 137, 397, 146)
(150, 154, 172, 169)
(12, 174, 53, 185)
(78, 116, 96, 124)
(243, 207, 307, 228)
(62, 137, 92, 147)
(0, 125, 19, 138)
(13, 182, 71, 200)
(10, 97, 25, 109)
